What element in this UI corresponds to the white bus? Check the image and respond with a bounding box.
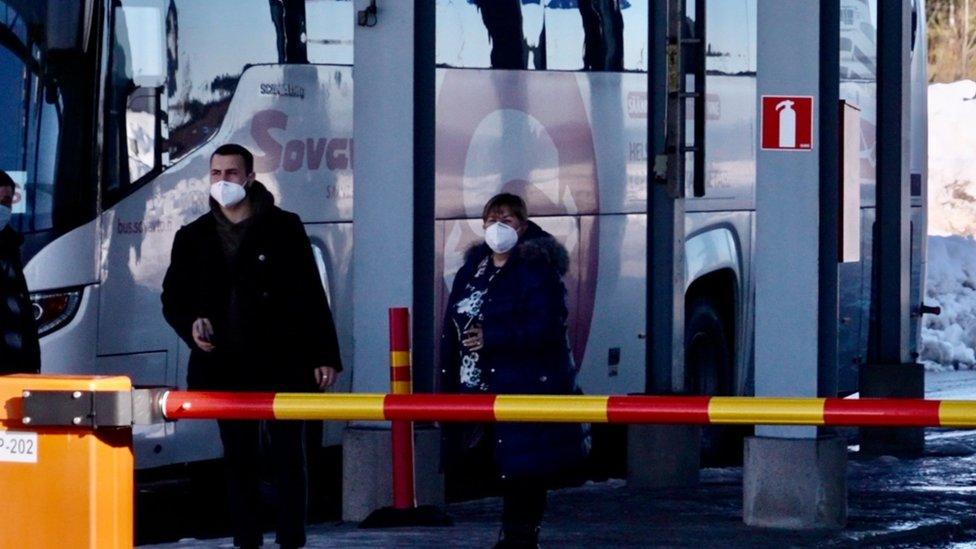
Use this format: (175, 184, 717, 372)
(4, 0, 927, 471)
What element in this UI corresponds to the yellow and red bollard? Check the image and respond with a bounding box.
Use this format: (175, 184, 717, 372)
(389, 307, 416, 509)
(358, 307, 452, 528)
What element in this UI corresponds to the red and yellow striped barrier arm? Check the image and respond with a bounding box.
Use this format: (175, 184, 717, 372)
(159, 393, 976, 427)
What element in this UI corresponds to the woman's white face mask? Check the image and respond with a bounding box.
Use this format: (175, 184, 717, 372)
(484, 221, 519, 254)
(210, 180, 247, 208)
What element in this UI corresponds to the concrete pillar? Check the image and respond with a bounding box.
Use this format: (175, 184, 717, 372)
(860, 363, 924, 456)
(646, 1, 685, 397)
(872, 0, 913, 368)
(743, 436, 847, 529)
(633, 0, 697, 487)
(749, 0, 846, 528)
(861, 0, 923, 458)
(347, 0, 440, 519)
(627, 425, 699, 488)
(342, 426, 444, 522)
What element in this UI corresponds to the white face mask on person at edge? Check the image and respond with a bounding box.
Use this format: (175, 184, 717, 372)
(210, 180, 247, 208)
(485, 221, 519, 254)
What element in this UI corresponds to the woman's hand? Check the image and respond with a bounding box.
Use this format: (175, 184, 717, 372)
(462, 325, 484, 351)
(192, 318, 216, 352)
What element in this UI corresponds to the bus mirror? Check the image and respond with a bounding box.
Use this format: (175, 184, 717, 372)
(114, 1, 166, 88)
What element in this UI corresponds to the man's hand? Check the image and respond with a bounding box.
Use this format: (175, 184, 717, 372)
(192, 318, 216, 352)
(462, 325, 484, 351)
(314, 366, 339, 390)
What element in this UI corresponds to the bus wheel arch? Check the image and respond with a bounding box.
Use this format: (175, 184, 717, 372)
(684, 268, 737, 394)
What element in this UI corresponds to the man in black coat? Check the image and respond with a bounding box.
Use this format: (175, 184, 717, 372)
(0, 171, 39, 374)
(162, 143, 341, 549)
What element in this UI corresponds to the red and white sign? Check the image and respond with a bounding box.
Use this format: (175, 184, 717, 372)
(761, 95, 813, 151)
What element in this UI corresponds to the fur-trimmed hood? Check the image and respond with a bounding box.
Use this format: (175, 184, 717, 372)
(464, 220, 569, 276)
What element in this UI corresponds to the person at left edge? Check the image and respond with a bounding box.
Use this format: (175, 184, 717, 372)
(0, 170, 40, 374)
(161, 143, 341, 549)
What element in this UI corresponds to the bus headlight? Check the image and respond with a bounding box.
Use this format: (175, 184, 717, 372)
(30, 288, 84, 337)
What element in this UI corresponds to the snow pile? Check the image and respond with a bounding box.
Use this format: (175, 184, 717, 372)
(922, 81, 976, 370)
(928, 80, 976, 237)
(921, 235, 976, 370)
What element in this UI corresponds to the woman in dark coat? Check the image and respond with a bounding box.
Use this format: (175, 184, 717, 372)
(440, 193, 588, 549)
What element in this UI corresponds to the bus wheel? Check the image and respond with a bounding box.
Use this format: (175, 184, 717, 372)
(685, 296, 745, 466)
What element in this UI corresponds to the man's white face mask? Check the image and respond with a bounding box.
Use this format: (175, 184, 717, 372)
(484, 221, 519, 254)
(0, 205, 10, 230)
(210, 180, 247, 208)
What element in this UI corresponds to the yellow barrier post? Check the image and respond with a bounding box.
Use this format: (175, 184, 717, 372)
(0, 374, 134, 548)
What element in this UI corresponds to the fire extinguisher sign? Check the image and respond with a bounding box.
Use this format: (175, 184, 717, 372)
(760, 95, 813, 151)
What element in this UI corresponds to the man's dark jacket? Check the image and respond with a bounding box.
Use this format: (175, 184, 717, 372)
(161, 183, 341, 391)
(0, 226, 40, 373)
(440, 221, 588, 480)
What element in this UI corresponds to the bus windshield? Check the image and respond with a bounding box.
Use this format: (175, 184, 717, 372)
(0, 2, 62, 234)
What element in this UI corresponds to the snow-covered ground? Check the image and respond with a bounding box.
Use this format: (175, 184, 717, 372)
(922, 81, 976, 371)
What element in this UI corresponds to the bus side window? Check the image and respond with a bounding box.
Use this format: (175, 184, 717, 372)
(125, 88, 160, 184)
(304, 0, 353, 65)
(104, 1, 167, 205)
(0, 10, 31, 230)
(165, 0, 282, 163)
(684, 0, 704, 198)
(436, 0, 645, 72)
(700, 0, 758, 201)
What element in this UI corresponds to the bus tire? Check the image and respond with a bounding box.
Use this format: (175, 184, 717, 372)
(684, 295, 745, 466)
